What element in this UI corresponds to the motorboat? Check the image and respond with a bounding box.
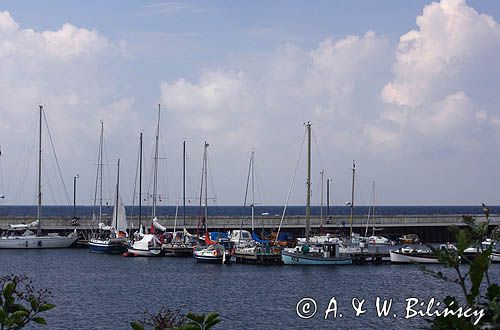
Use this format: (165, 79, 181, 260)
(399, 234, 420, 244)
(229, 229, 254, 246)
(193, 244, 230, 264)
(390, 244, 456, 264)
(367, 235, 391, 245)
(282, 242, 352, 265)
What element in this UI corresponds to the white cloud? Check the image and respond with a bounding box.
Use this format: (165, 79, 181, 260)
(0, 12, 114, 60)
(158, 0, 500, 204)
(0, 11, 139, 205)
(372, 0, 500, 152)
(160, 31, 392, 151)
(381, 0, 500, 108)
(158, 31, 393, 204)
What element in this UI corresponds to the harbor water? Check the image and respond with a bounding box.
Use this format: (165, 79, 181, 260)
(1, 249, 498, 329)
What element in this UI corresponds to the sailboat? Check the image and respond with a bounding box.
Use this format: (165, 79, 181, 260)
(281, 123, 351, 265)
(364, 180, 391, 245)
(0, 105, 77, 249)
(89, 159, 128, 253)
(193, 142, 230, 264)
(162, 141, 195, 257)
(232, 151, 282, 264)
(126, 105, 164, 257)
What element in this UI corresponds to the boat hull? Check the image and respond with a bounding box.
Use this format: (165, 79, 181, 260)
(194, 255, 223, 263)
(0, 236, 77, 249)
(193, 249, 230, 264)
(162, 244, 193, 257)
(281, 251, 352, 265)
(89, 239, 126, 254)
(390, 250, 439, 264)
(126, 247, 162, 257)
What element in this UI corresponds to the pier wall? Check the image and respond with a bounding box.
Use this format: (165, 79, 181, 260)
(1, 214, 498, 243)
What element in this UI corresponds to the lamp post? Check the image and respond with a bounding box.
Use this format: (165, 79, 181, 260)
(326, 178, 331, 217)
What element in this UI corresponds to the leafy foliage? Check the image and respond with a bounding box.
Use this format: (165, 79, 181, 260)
(130, 310, 221, 330)
(422, 213, 500, 329)
(0, 274, 55, 329)
(184, 312, 221, 330)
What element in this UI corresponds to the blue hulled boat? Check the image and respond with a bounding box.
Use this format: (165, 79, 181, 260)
(89, 157, 128, 254)
(281, 243, 352, 265)
(89, 237, 126, 254)
(280, 123, 352, 266)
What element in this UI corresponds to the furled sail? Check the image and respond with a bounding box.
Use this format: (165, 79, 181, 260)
(183, 227, 193, 237)
(113, 195, 128, 233)
(9, 220, 39, 229)
(153, 217, 167, 231)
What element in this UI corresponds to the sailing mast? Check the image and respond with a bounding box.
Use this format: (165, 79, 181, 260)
(139, 132, 143, 229)
(99, 122, 103, 223)
(320, 170, 324, 233)
(250, 151, 255, 232)
(197, 141, 209, 237)
(37, 105, 43, 237)
(365, 180, 375, 237)
(204, 142, 208, 230)
(349, 160, 355, 240)
(238, 150, 253, 246)
(305, 122, 311, 242)
(327, 178, 331, 217)
(183, 140, 186, 228)
(91, 121, 104, 229)
(152, 104, 161, 219)
(114, 159, 120, 229)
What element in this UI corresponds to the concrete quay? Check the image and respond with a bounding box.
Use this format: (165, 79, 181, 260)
(1, 214, 498, 243)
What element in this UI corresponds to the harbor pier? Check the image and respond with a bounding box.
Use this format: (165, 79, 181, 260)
(0, 214, 498, 243)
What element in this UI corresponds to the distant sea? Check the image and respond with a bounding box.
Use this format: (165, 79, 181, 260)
(0, 205, 498, 217)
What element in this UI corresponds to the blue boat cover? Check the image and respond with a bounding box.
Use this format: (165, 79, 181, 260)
(209, 232, 228, 240)
(252, 231, 270, 244)
(278, 232, 293, 241)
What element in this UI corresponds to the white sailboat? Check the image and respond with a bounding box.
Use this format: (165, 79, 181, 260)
(89, 159, 128, 253)
(193, 142, 230, 264)
(364, 181, 391, 245)
(232, 151, 282, 264)
(127, 104, 164, 257)
(162, 141, 195, 257)
(0, 105, 77, 249)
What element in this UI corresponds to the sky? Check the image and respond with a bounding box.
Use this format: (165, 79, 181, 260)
(0, 0, 499, 207)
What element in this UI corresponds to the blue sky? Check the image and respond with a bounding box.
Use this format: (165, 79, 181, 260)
(0, 0, 499, 206)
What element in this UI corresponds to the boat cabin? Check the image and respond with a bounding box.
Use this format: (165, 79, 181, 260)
(229, 230, 253, 245)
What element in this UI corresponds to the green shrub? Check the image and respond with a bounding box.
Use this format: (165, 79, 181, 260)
(0, 274, 55, 329)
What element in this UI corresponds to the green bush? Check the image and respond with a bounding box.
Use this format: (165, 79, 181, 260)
(423, 212, 499, 329)
(131, 310, 221, 330)
(0, 274, 55, 329)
